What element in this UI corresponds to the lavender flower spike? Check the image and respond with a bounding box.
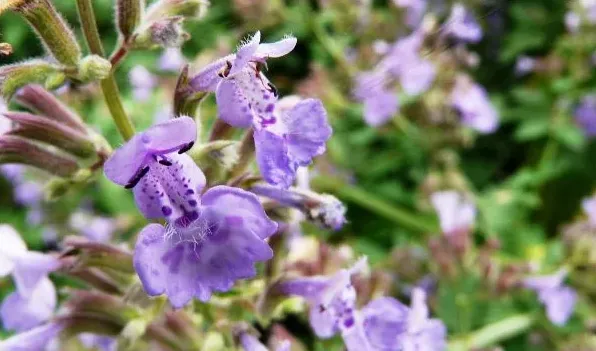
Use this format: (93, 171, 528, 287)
(254, 96, 332, 188)
(0, 224, 61, 297)
(430, 191, 475, 235)
(524, 269, 577, 326)
(278, 257, 370, 350)
(190, 31, 297, 128)
(134, 186, 278, 307)
(362, 288, 447, 351)
(0, 276, 56, 332)
(104, 117, 205, 225)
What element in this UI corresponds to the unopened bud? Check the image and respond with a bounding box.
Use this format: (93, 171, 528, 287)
(133, 16, 189, 48)
(45, 177, 71, 200)
(173, 65, 208, 116)
(121, 319, 148, 346)
(6, 0, 81, 66)
(307, 194, 347, 230)
(78, 55, 112, 81)
(43, 71, 66, 90)
(0, 60, 61, 99)
(0, 135, 79, 177)
(117, 0, 144, 40)
(16, 84, 87, 133)
(0, 42, 12, 56)
(4, 111, 95, 158)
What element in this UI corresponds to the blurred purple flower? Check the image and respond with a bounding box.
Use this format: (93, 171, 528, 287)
(574, 95, 596, 136)
(524, 269, 577, 326)
(79, 333, 117, 351)
(0, 322, 63, 351)
(129, 65, 157, 101)
(104, 117, 205, 225)
(158, 47, 186, 72)
(515, 56, 536, 76)
(394, 0, 427, 28)
(0, 225, 61, 297)
(190, 31, 297, 128)
(582, 195, 596, 227)
(443, 3, 482, 43)
(254, 97, 332, 188)
(1, 276, 56, 332)
(14, 181, 44, 207)
(278, 258, 369, 349)
(353, 71, 399, 127)
(239, 332, 291, 351)
(451, 76, 499, 133)
(565, 12, 581, 33)
(134, 186, 277, 307)
(430, 191, 475, 235)
(69, 211, 116, 243)
(362, 288, 447, 351)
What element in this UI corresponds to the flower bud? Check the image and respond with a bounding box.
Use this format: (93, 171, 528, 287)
(173, 65, 208, 116)
(16, 84, 87, 133)
(0, 60, 62, 99)
(121, 319, 148, 347)
(0, 135, 79, 177)
(78, 55, 112, 81)
(43, 71, 66, 90)
(3, 111, 95, 158)
(5, 0, 81, 66)
(144, 0, 209, 22)
(133, 16, 189, 48)
(117, 0, 145, 41)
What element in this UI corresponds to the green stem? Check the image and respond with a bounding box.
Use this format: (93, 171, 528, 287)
(310, 16, 355, 78)
(311, 176, 438, 233)
(448, 313, 535, 351)
(76, 0, 135, 141)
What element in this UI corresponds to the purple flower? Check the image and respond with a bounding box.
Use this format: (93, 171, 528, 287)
(0, 225, 61, 297)
(278, 258, 368, 345)
(515, 56, 536, 76)
(239, 332, 290, 351)
(565, 12, 581, 33)
(451, 76, 499, 133)
(69, 211, 116, 243)
(524, 269, 577, 326)
(134, 186, 278, 307)
(393, 0, 428, 28)
(0, 322, 63, 351)
(79, 333, 117, 351)
(158, 47, 186, 72)
(353, 71, 399, 127)
(430, 191, 475, 235)
(582, 196, 596, 227)
(443, 3, 482, 43)
(1, 276, 56, 332)
(574, 95, 596, 137)
(104, 117, 205, 225)
(129, 65, 157, 101)
(190, 31, 297, 128)
(362, 288, 447, 351)
(254, 97, 332, 188)
(14, 181, 44, 207)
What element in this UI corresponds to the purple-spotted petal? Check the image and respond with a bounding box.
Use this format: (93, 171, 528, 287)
(0, 322, 63, 351)
(133, 153, 205, 222)
(309, 302, 338, 338)
(283, 99, 332, 166)
(1, 277, 56, 332)
(230, 31, 261, 76)
(201, 186, 278, 239)
(254, 36, 297, 59)
(0, 224, 27, 277)
(215, 79, 255, 128)
(12, 252, 60, 298)
(104, 117, 198, 186)
(254, 130, 296, 188)
(341, 313, 374, 351)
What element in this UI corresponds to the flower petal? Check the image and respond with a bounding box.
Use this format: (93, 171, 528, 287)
(341, 313, 374, 351)
(13, 252, 60, 298)
(363, 92, 399, 127)
(201, 186, 278, 239)
(254, 36, 297, 59)
(215, 79, 256, 128)
(540, 286, 577, 326)
(254, 130, 296, 188)
(133, 153, 205, 222)
(0, 224, 27, 277)
(284, 99, 332, 166)
(104, 117, 198, 186)
(399, 59, 435, 96)
(1, 277, 56, 332)
(240, 333, 269, 351)
(230, 31, 261, 76)
(361, 297, 409, 350)
(189, 57, 230, 92)
(0, 322, 63, 351)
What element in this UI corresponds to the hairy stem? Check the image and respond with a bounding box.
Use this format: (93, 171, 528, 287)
(76, 0, 135, 141)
